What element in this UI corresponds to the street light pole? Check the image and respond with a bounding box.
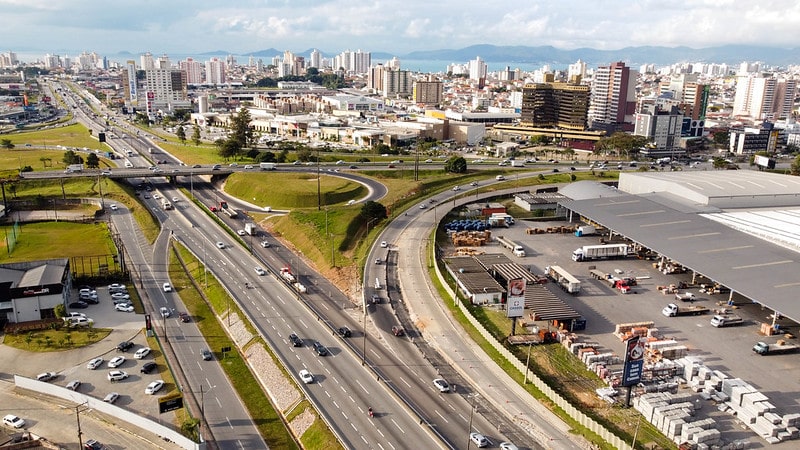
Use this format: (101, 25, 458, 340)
(466, 393, 479, 450)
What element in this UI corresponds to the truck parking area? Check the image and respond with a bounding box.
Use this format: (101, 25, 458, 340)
(489, 218, 800, 447)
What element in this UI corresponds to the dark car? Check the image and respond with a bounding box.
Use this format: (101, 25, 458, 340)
(116, 341, 134, 352)
(312, 341, 328, 356)
(84, 439, 104, 450)
(391, 326, 405, 336)
(289, 333, 302, 347)
(69, 301, 88, 309)
(178, 312, 190, 323)
(337, 327, 352, 338)
(201, 348, 213, 361)
(140, 362, 157, 374)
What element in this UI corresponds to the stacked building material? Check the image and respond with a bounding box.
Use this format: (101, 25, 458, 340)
(614, 321, 655, 341)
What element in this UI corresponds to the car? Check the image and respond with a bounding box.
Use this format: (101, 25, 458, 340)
(143, 194, 150, 199)
(312, 341, 328, 356)
(171, 169, 180, 173)
(289, 333, 303, 347)
(391, 326, 405, 336)
(152, 193, 161, 199)
(116, 341, 134, 352)
(201, 348, 213, 361)
(229, 163, 239, 167)
(112, 297, 132, 305)
(425, 158, 434, 163)
(140, 361, 157, 374)
(160, 306, 170, 317)
(107, 370, 129, 381)
(244, 165, 253, 169)
(162, 282, 172, 292)
(79, 292, 99, 303)
(570, 166, 576, 171)
(499, 442, 520, 450)
(259, 241, 270, 248)
(145, 380, 164, 395)
(2, 414, 25, 428)
(36, 372, 57, 382)
(115, 303, 134, 312)
(69, 301, 89, 309)
(67, 317, 93, 328)
(86, 357, 103, 370)
(211, 164, 221, 170)
(178, 312, 190, 322)
(108, 283, 126, 293)
(348, 165, 358, 169)
(237, 229, 246, 236)
(108, 356, 125, 368)
(470, 432, 489, 448)
(470, 181, 478, 186)
(134, 347, 151, 359)
(209, 206, 217, 212)
(495, 175, 505, 181)
(380, 241, 388, 248)
(370, 294, 381, 304)
(172, 196, 179, 202)
(109, 203, 117, 210)
(552, 168, 559, 172)
(216, 241, 225, 249)
(299, 369, 314, 384)
(387, 164, 396, 168)
(84, 439, 105, 450)
(375, 258, 382, 264)
(337, 326, 352, 338)
(419, 203, 426, 209)
(192, 164, 201, 168)
(293, 160, 302, 165)
(103, 392, 120, 404)
(110, 292, 130, 300)
(255, 266, 267, 276)
(498, 161, 509, 166)
(67, 311, 87, 319)
(452, 186, 460, 191)
(433, 378, 450, 392)
(66, 380, 81, 391)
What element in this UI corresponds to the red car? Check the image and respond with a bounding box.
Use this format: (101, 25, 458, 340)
(210, 206, 217, 212)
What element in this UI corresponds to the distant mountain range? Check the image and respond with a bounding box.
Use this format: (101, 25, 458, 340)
(113, 44, 800, 68)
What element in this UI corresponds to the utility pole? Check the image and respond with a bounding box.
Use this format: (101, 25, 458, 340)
(75, 402, 89, 449)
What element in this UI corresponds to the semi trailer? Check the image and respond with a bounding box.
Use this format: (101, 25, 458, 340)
(572, 244, 629, 262)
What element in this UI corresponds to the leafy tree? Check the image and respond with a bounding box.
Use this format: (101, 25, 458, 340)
(62, 150, 83, 165)
(39, 157, 52, 168)
(176, 125, 186, 145)
(256, 77, 278, 88)
(791, 155, 800, 176)
(0, 139, 14, 149)
(712, 131, 729, 149)
(192, 124, 201, 146)
(360, 201, 387, 224)
(596, 132, 648, 158)
(216, 138, 240, 160)
(258, 151, 276, 163)
(53, 303, 66, 319)
(444, 156, 467, 173)
(711, 157, 728, 170)
(85, 153, 100, 168)
(373, 143, 392, 155)
(230, 107, 255, 149)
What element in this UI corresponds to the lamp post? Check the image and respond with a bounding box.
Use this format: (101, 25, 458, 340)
(199, 384, 216, 437)
(466, 393, 479, 450)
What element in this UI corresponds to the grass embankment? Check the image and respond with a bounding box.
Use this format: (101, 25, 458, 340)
(169, 243, 337, 449)
(3, 123, 107, 152)
(0, 222, 115, 262)
(3, 327, 112, 351)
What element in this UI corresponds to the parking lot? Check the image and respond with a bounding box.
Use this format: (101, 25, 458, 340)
(487, 218, 800, 447)
(2, 285, 177, 442)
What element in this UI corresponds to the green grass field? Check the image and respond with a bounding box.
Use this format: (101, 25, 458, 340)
(224, 172, 366, 209)
(3, 123, 108, 151)
(0, 222, 117, 262)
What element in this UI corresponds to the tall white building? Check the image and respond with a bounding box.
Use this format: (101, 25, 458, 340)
(156, 54, 171, 69)
(733, 75, 797, 122)
(180, 58, 203, 84)
(333, 49, 371, 74)
(144, 69, 189, 113)
(44, 54, 61, 69)
(387, 57, 401, 70)
(205, 58, 226, 85)
(468, 56, 487, 81)
(140, 52, 155, 70)
(309, 49, 322, 69)
(124, 60, 138, 107)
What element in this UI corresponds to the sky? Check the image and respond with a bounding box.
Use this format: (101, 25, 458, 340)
(3, 0, 800, 58)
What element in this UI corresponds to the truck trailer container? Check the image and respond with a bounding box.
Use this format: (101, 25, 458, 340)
(574, 225, 597, 237)
(545, 265, 580, 294)
(661, 303, 709, 317)
(496, 236, 526, 257)
(752, 341, 800, 355)
(260, 162, 276, 170)
(572, 244, 628, 262)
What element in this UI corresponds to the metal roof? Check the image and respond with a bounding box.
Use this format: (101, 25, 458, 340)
(560, 194, 800, 323)
(525, 284, 582, 321)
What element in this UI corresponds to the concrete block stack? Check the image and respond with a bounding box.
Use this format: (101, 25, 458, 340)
(635, 392, 713, 445)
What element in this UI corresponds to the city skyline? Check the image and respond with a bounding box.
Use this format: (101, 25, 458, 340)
(3, 0, 800, 58)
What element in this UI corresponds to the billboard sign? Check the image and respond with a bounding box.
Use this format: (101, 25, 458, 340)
(506, 277, 525, 318)
(622, 335, 646, 386)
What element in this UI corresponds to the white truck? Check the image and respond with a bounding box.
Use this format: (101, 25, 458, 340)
(675, 292, 697, 302)
(546, 265, 580, 294)
(66, 163, 84, 173)
(572, 244, 628, 262)
(279, 267, 295, 283)
(574, 225, 597, 237)
(496, 236, 526, 257)
(510, 160, 525, 167)
(661, 303, 709, 317)
(260, 162, 276, 170)
(244, 222, 258, 236)
(710, 314, 744, 327)
(490, 213, 514, 225)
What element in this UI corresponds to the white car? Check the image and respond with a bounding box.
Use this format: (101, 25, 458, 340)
(67, 311, 86, 319)
(160, 307, 170, 318)
(2, 414, 25, 428)
(103, 392, 120, 404)
(109, 203, 118, 211)
(216, 241, 225, 249)
(172, 197, 179, 202)
(108, 283, 126, 292)
(107, 356, 125, 368)
(36, 372, 57, 382)
(260, 241, 270, 248)
(111, 292, 130, 300)
(162, 282, 172, 292)
(114, 303, 134, 312)
(237, 229, 246, 236)
(134, 347, 151, 359)
(470, 432, 489, 448)
(86, 357, 103, 370)
(452, 186, 460, 191)
(380, 241, 388, 248)
(499, 442, 520, 450)
(107, 370, 129, 381)
(152, 193, 161, 199)
(145, 380, 165, 394)
(255, 267, 267, 276)
(299, 369, 314, 384)
(433, 378, 450, 393)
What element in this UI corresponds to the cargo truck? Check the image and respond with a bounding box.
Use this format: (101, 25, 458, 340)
(496, 236, 526, 257)
(752, 341, 800, 355)
(279, 267, 296, 283)
(510, 160, 525, 167)
(260, 162, 276, 170)
(675, 292, 697, 302)
(545, 265, 580, 294)
(661, 303, 709, 317)
(574, 225, 597, 237)
(710, 314, 744, 327)
(489, 213, 514, 225)
(572, 244, 628, 262)
(244, 222, 258, 236)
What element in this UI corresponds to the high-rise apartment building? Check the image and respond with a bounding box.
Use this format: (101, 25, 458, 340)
(588, 61, 638, 133)
(333, 49, 371, 74)
(309, 49, 322, 69)
(140, 52, 155, 70)
(382, 69, 412, 98)
(733, 75, 797, 122)
(413, 79, 443, 105)
(521, 82, 590, 131)
(0, 51, 18, 68)
(180, 58, 203, 84)
(144, 69, 188, 113)
(634, 104, 683, 150)
(205, 58, 226, 85)
(468, 56, 487, 81)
